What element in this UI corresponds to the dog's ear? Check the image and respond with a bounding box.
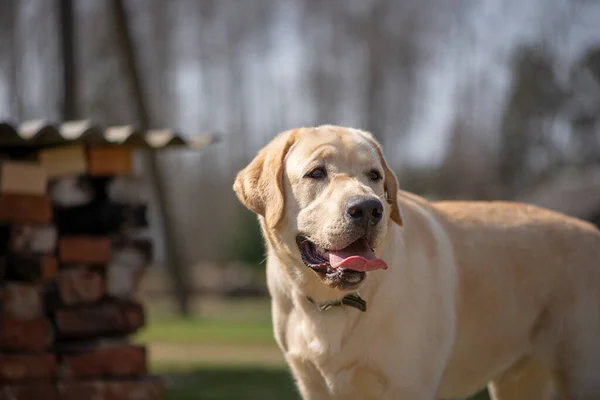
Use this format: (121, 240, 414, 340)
(357, 131, 403, 226)
(233, 130, 298, 228)
(381, 157, 403, 226)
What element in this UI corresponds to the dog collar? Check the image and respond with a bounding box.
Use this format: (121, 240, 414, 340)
(307, 293, 367, 312)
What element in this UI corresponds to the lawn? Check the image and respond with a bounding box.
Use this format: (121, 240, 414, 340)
(158, 364, 299, 400)
(136, 317, 274, 345)
(136, 297, 490, 400)
(136, 298, 298, 399)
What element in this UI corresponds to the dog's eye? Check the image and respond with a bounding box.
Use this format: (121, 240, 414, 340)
(305, 167, 327, 180)
(368, 170, 382, 181)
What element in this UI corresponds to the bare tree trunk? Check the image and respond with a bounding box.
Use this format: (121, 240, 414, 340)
(110, 0, 191, 316)
(365, 1, 388, 145)
(151, 0, 169, 127)
(58, 0, 77, 121)
(498, 46, 564, 199)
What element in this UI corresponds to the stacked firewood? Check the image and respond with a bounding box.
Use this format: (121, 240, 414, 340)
(0, 144, 163, 399)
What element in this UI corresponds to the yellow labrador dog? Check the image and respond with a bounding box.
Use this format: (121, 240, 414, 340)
(233, 125, 600, 400)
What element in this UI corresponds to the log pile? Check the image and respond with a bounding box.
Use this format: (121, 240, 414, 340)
(0, 145, 163, 399)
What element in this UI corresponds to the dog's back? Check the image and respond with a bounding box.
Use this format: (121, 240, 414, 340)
(429, 199, 600, 398)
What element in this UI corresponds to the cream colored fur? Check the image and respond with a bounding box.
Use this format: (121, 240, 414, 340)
(233, 125, 600, 400)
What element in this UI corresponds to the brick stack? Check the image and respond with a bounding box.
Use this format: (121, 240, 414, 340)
(0, 160, 56, 399)
(0, 144, 163, 399)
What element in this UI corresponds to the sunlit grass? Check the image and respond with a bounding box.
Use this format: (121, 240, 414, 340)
(137, 298, 293, 399)
(135, 316, 275, 346)
(135, 297, 276, 345)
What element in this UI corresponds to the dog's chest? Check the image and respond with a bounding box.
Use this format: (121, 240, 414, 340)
(324, 364, 388, 399)
(288, 310, 390, 398)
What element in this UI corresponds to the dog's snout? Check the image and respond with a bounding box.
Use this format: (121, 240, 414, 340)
(346, 196, 384, 226)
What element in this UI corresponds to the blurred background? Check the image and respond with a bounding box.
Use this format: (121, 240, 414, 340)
(1, 0, 600, 399)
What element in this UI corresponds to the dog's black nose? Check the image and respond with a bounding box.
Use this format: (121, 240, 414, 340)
(345, 196, 384, 226)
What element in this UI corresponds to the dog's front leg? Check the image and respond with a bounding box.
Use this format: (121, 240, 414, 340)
(376, 334, 449, 400)
(286, 354, 332, 400)
(376, 351, 446, 400)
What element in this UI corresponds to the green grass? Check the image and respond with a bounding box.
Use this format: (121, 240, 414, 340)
(158, 364, 299, 400)
(136, 299, 295, 399)
(136, 297, 276, 346)
(135, 316, 275, 346)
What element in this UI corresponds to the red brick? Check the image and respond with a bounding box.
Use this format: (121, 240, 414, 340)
(58, 378, 164, 400)
(0, 161, 47, 196)
(0, 195, 52, 224)
(55, 301, 145, 339)
(0, 316, 52, 352)
(58, 267, 105, 305)
(38, 144, 87, 179)
(58, 236, 111, 264)
(0, 383, 59, 400)
(0, 353, 55, 381)
(9, 224, 57, 254)
(1, 283, 43, 319)
(42, 256, 58, 281)
(88, 146, 133, 176)
(59, 344, 146, 380)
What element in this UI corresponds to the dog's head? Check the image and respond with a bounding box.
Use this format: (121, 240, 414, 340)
(234, 125, 402, 293)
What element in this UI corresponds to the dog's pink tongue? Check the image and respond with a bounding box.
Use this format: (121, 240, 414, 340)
(328, 238, 388, 272)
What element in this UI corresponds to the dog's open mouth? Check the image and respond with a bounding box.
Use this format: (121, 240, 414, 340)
(297, 236, 388, 282)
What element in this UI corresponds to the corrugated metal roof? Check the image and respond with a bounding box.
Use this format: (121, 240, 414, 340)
(0, 120, 218, 150)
